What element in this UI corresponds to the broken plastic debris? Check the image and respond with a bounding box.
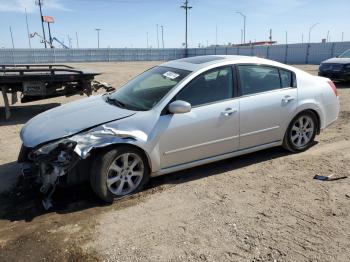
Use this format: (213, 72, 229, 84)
(313, 174, 348, 181)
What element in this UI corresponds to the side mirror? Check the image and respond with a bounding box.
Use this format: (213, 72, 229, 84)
(168, 100, 191, 114)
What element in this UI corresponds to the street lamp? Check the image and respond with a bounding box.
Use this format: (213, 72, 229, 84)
(308, 23, 319, 43)
(95, 28, 101, 48)
(236, 11, 246, 44)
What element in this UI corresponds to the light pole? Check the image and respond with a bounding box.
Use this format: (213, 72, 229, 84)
(236, 11, 246, 44)
(285, 31, 288, 45)
(25, 8, 32, 48)
(156, 24, 159, 49)
(9, 26, 15, 49)
(308, 22, 319, 43)
(181, 0, 192, 49)
(160, 25, 164, 49)
(76, 32, 79, 48)
(95, 28, 101, 48)
(146, 32, 149, 49)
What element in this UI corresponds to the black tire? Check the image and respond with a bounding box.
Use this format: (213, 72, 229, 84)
(283, 111, 318, 153)
(90, 145, 150, 203)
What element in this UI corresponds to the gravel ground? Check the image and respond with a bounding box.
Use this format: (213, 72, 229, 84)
(0, 62, 349, 262)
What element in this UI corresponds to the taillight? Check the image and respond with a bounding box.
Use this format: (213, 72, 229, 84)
(327, 80, 338, 97)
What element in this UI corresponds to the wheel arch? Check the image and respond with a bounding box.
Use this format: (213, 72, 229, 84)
(88, 142, 153, 173)
(292, 103, 324, 134)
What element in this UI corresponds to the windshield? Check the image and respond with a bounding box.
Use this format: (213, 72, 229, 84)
(339, 49, 350, 58)
(106, 66, 191, 111)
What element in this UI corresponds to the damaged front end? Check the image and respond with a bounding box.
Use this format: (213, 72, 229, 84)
(20, 139, 79, 209)
(18, 124, 147, 210)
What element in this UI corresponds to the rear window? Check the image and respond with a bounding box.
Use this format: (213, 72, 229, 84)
(238, 65, 296, 96)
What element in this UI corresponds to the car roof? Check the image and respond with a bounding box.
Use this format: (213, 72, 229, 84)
(160, 55, 299, 73)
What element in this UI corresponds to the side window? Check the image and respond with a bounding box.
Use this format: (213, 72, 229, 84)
(176, 66, 233, 107)
(238, 65, 281, 96)
(279, 69, 293, 88)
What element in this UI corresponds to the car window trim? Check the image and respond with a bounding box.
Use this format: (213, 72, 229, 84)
(235, 63, 297, 97)
(161, 65, 236, 115)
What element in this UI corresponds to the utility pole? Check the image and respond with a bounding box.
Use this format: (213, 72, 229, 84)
(36, 0, 47, 48)
(9, 26, 15, 49)
(285, 31, 288, 44)
(156, 24, 159, 49)
(269, 29, 272, 42)
(47, 22, 53, 47)
(342, 32, 344, 42)
(95, 28, 101, 48)
(76, 32, 79, 48)
(160, 25, 164, 49)
(25, 8, 32, 48)
(236, 11, 246, 44)
(181, 0, 192, 49)
(308, 22, 319, 43)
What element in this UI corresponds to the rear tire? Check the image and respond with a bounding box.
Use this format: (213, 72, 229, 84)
(283, 111, 317, 153)
(90, 145, 150, 203)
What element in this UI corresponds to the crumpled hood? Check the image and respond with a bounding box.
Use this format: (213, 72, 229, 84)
(322, 57, 350, 64)
(21, 95, 136, 148)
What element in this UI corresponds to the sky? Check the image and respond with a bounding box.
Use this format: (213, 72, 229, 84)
(0, 0, 349, 49)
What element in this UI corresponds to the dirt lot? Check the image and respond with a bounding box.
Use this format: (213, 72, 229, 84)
(0, 62, 349, 262)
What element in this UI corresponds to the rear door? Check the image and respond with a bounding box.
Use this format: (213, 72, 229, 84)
(237, 64, 298, 149)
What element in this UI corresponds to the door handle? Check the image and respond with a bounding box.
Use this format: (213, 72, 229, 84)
(282, 95, 295, 103)
(222, 108, 237, 116)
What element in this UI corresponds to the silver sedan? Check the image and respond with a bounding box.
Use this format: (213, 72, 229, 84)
(19, 55, 340, 205)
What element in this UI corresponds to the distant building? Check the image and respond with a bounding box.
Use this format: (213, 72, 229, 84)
(209, 41, 277, 48)
(234, 41, 277, 47)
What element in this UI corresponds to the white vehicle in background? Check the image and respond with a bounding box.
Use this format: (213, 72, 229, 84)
(18, 55, 340, 207)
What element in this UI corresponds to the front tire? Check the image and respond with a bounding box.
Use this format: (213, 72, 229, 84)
(90, 145, 150, 203)
(283, 111, 317, 153)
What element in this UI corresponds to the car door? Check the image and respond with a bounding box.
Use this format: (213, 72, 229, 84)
(237, 64, 298, 149)
(158, 66, 239, 169)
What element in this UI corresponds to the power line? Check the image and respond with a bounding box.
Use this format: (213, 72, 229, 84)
(180, 0, 192, 49)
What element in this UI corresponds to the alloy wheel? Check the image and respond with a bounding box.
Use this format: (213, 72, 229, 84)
(106, 153, 144, 195)
(290, 115, 315, 148)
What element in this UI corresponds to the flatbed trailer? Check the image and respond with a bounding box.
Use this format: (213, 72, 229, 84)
(1, 64, 100, 119)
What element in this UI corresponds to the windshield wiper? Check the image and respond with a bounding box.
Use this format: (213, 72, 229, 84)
(105, 97, 126, 109)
